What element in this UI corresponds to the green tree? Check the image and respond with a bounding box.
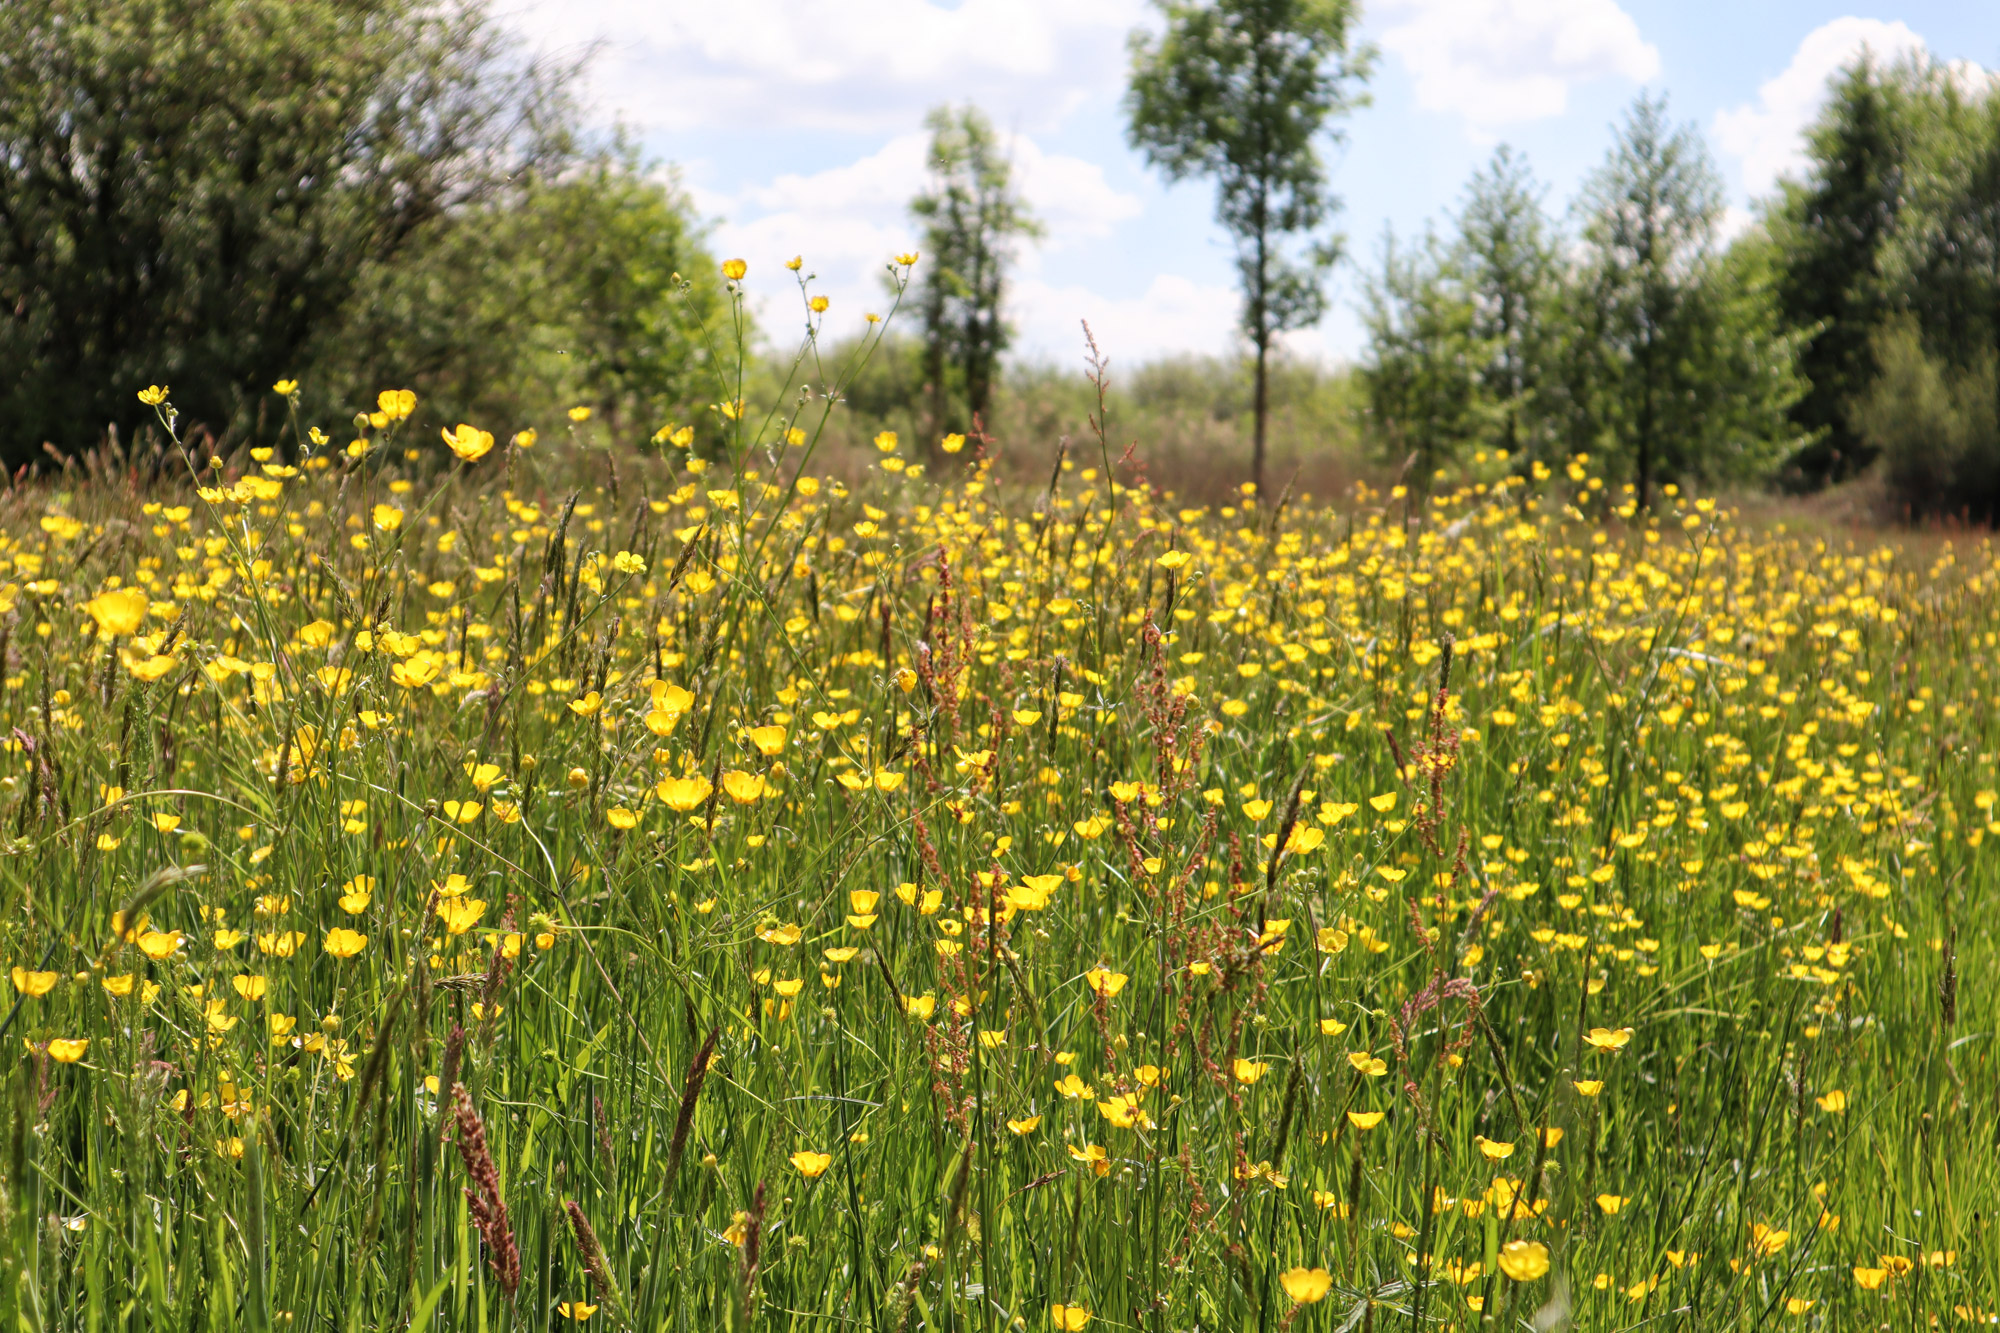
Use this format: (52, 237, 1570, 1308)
(1684, 230, 1817, 483)
(1459, 147, 1561, 468)
(909, 105, 1041, 450)
(1361, 146, 1559, 481)
(1771, 56, 1918, 484)
(1126, 0, 1371, 496)
(322, 145, 723, 441)
(0, 0, 572, 463)
(1844, 77, 2000, 523)
(1900, 85, 2000, 377)
(1359, 229, 1480, 479)
(1852, 316, 2000, 522)
(1573, 95, 1729, 503)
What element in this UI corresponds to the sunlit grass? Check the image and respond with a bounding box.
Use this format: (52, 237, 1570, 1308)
(0, 262, 1993, 1332)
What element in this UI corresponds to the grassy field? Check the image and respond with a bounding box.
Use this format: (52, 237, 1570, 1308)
(0, 279, 1996, 1333)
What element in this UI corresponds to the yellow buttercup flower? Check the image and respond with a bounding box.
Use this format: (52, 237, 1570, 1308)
(436, 899, 485, 935)
(83, 587, 149, 637)
(1084, 966, 1128, 998)
(323, 928, 367, 958)
(722, 771, 766, 803)
(441, 423, 496, 462)
(1279, 1268, 1333, 1304)
(1498, 1240, 1550, 1281)
(137, 931, 183, 961)
(11, 967, 58, 997)
(656, 775, 712, 811)
(1750, 1223, 1789, 1258)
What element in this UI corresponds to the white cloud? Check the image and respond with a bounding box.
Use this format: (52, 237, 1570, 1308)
(1011, 273, 1244, 362)
(729, 132, 1138, 250)
(1374, 0, 1659, 129)
(1711, 18, 1929, 199)
(698, 132, 1142, 355)
(499, 0, 1143, 135)
(1011, 274, 1353, 362)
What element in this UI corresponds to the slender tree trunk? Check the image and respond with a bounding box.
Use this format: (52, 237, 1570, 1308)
(925, 305, 947, 448)
(1253, 330, 1269, 499)
(1638, 331, 1654, 511)
(1252, 215, 1270, 500)
(965, 231, 989, 427)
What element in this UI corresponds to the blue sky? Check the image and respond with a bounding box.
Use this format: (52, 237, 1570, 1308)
(500, 0, 1998, 365)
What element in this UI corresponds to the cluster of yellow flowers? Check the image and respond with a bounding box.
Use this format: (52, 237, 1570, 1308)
(3, 283, 1993, 1324)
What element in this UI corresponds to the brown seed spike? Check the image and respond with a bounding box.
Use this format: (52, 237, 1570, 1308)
(451, 1083, 521, 1299)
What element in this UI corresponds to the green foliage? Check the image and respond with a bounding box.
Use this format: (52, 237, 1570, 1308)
(3, 403, 1998, 1328)
(1126, 0, 1372, 491)
(1569, 96, 1805, 498)
(1458, 148, 1563, 467)
(318, 145, 725, 441)
(0, 0, 571, 463)
(1360, 229, 1482, 479)
(1771, 55, 2000, 503)
(1771, 57, 1918, 484)
(1674, 231, 1818, 484)
(1851, 317, 2000, 522)
(909, 106, 1042, 445)
(1572, 95, 1727, 502)
(1364, 118, 1804, 499)
(1893, 80, 2000, 375)
(1362, 148, 1561, 481)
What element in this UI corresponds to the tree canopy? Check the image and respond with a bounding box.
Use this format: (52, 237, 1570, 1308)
(1127, 0, 1371, 496)
(0, 0, 572, 463)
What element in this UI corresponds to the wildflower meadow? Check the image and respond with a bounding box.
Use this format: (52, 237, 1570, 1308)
(0, 260, 1994, 1332)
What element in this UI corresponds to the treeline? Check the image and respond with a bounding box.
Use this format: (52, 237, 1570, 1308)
(1778, 58, 2000, 518)
(6, 0, 1997, 522)
(1360, 63, 2000, 520)
(0, 0, 722, 467)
